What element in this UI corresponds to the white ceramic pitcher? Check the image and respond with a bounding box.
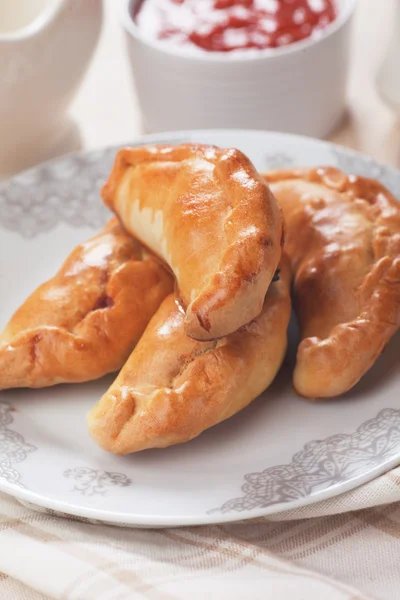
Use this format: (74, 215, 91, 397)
(0, 0, 103, 176)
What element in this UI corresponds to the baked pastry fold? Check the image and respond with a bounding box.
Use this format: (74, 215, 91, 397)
(102, 143, 283, 341)
(87, 256, 292, 454)
(264, 167, 400, 398)
(0, 219, 173, 389)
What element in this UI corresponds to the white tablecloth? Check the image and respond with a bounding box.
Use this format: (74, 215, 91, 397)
(1, 465, 400, 599)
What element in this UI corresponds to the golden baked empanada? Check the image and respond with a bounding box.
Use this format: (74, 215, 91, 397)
(87, 256, 291, 454)
(0, 219, 173, 389)
(264, 167, 400, 399)
(102, 144, 283, 341)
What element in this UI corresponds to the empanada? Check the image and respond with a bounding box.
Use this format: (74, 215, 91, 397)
(263, 167, 400, 398)
(0, 219, 173, 389)
(102, 144, 283, 341)
(87, 256, 291, 454)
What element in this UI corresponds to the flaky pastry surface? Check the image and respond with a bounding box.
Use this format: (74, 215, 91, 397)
(102, 144, 283, 341)
(264, 167, 400, 398)
(0, 219, 173, 389)
(87, 256, 291, 454)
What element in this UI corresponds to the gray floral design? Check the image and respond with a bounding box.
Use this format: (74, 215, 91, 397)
(212, 408, 400, 513)
(331, 146, 400, 198)
(0, 137, 189, 239)
(264, 152, 295, 170)
(0, 403, 36, 488)
(0, 150, 114, 238)
(64, 467, 132, 496)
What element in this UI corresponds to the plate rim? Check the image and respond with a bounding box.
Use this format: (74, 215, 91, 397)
(1, 127, 400, 191)
(0, 452, 398, 527)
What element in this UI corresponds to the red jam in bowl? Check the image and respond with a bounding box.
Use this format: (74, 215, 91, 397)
(134, 0, 338, 53)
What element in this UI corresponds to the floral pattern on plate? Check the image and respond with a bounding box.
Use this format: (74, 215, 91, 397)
(0, 404, 36, 488)
(212, 409, 400, 513)
(63, 467, 132, 496)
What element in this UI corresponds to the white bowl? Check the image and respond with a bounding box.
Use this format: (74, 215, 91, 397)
(119, 0, 357, 138)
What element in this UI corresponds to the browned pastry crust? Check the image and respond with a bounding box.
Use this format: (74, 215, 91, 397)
(87, 256, 292, 454)
(102, 143, 283, 341)
(0, 219, 173, 389)
(263, 167, 400, 399)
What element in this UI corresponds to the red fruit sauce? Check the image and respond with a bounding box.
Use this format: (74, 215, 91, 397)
(134, 0, 338, 53)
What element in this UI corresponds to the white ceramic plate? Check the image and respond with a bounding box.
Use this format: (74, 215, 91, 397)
(1, 130, 400, 528)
